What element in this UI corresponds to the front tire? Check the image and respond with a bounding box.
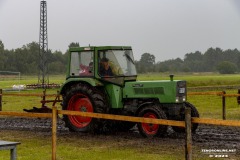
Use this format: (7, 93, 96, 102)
(172, 102, 199, 133)
(62, 83, 108, 133)
(137, 105, 168, 138)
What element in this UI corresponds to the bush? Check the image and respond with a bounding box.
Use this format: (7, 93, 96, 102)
(216, 61, 237, 74)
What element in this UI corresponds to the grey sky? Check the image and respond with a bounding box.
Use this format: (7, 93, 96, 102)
(0, 0, 240, 61)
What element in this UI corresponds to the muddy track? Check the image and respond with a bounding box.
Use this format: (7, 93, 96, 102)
(1, 117, 240, 156)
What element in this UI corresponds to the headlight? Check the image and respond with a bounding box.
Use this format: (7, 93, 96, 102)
(176, 96, 186, 103)
(182, 96, 186, 101)
(176, 97, 179, 102)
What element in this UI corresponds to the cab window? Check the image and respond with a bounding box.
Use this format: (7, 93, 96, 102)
(70, 51, 93, 76)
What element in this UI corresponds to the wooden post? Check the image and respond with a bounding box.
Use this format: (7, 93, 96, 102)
(57, 91, 60, 100)
(0, 89, 2, 111)
(237, 89, 240, 105)
(52, 91, 60, 107)
(185, 108, 192, 160)
(42, 89, 46, 108)
(52, 106, 57, 160)
(222, 91, 226, 120)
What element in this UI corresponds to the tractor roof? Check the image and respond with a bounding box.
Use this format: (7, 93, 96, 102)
(69, 46, 132, 52)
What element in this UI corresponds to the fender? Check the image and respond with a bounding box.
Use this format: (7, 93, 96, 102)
(135, 101, 155, 116)
(60, 78, 103, 94)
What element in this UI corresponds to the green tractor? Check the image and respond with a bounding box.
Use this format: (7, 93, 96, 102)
(60, 46, 199, 137)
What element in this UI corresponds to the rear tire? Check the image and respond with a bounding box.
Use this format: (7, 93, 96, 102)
(62, 83, 108, 133)
(137, 104, 167, 138)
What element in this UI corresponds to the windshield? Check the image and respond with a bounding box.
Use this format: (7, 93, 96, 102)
(98, 49, 137, 77)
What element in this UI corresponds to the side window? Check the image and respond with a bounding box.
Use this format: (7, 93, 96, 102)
(70, 51, 93, 76)
(79, 51, 94, 76)
(70, 52, 80, 76)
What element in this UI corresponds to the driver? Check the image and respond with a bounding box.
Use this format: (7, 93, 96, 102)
(99, 57, 114, 76)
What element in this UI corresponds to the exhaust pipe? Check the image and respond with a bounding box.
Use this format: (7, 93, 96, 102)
(169, 74, 174, 81)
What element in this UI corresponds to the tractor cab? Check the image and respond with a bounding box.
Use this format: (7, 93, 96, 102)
(67, 46, 137, 86)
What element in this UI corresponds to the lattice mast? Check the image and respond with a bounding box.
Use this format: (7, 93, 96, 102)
(38, 0, 49, 86)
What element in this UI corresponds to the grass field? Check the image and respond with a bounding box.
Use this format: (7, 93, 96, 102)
(2, 73, 240, 119)
(1, 73, 240, 159)
(139, 72, 240, 87)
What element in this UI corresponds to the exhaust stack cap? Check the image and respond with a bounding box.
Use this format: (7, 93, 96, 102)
(170, 74, 174, 81)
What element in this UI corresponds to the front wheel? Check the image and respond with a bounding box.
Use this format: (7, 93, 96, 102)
(172, 102, 199, 133)
(137, 105, 168, 138)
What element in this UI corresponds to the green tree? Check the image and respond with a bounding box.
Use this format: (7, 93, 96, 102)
(68, 42, 80, 48)
(0, 40, 6, 70)
(0, 40, 4, 53)
(184, 51, 205, 72)
(138, 53, 155, 73)
(203, 48, 223, 71)
(216, 61, 237, 74)
(49, 61, 65, 74)
(0, 41, 68, 74)
(184, 51, 202, 62)
(156, 58, 184, 72)
(155, 62, 169, 72)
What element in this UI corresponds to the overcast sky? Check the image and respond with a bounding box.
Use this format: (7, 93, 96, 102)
(0, 0, 240, 61)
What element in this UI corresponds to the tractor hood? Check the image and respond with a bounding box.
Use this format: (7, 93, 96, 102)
(123, 80, 187, 103)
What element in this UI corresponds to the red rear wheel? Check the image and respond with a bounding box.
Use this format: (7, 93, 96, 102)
(67, 94, 93, 128)
(62, 84, 108, 133)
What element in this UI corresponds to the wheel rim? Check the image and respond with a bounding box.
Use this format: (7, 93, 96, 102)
(142, 112, 159, 135)
(67, 94, 93, 128)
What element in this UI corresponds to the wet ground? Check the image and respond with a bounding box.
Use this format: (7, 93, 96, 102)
(0, 117, 240, 159)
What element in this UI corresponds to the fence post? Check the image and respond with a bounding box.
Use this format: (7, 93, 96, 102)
(42, 89, 46, 108)
(52, 106, 57, 160)
(222, 91, 226, 120)
(185, 108, 192, 160)
(0, 89, 2, 111)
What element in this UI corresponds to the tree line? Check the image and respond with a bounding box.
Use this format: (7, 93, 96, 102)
(136, 48, 240, 74)
(0, 40, 239, 74)
(0, 41, 77, 74)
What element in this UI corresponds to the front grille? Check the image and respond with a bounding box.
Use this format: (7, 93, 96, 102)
(134, 87, 164, 95)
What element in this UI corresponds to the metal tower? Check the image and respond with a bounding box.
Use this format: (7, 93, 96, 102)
(38, 0, 49, 86)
